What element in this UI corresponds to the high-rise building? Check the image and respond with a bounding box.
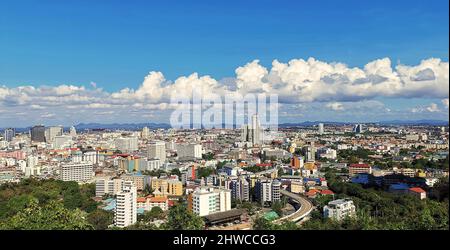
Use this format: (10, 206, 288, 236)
(60, 162, 94, 182)
(147, 141, 166, 162)
(69, 126, 77, 137)
(115, 137, 138, 153)
(318, 123, 324, 135)
(3, 128, 15, 142)
(45, 126, 63, 143)
(31, 125, 46, 142)
(353, 124, 364, 134)
(114, 182, 137, 228)
(141, 126, 149, 138)
(290, 156, 304, 169)
(241, 114, 262, 146)
(176, 143, 202, 159)
(190, 186, 231, 216)
(255, 178, 281, 206)
(53, 135, 72, 149)
(231, 177, 250, 202)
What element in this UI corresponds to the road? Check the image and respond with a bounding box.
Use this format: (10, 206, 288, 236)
(274, 190, 314, 223)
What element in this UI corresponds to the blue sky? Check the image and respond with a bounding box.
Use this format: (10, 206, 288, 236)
(0, 0, 448, 126)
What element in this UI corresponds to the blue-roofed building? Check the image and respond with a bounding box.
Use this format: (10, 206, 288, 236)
(351, 173, 370, 185)
(389, 183, 409, 194)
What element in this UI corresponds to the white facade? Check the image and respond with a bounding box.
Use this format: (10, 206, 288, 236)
(318, 123, 324, 135)
(115, 137, 138, 152)
(323, 199, 356, 221)
(115, 183, 137, 228)
(60, 162, 94, 182)
(53, 135, 73, 149)
(45, 126, 63, 143)
(192, 186, 231, 216)
(176, 143, 202, 159)
(96, 178, 124, 197)
(147, 141, 166, 162)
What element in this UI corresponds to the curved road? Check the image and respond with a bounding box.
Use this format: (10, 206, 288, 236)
(274, 190, 314, 224)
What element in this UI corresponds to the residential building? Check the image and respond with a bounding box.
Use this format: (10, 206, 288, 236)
(323, 198, 356, 221)
(114, 183, 137, 228)
(190, 186, 231, 216)
(60, 162, 94, 182)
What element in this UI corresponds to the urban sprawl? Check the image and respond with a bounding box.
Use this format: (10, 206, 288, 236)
(0, 115, 448, 230)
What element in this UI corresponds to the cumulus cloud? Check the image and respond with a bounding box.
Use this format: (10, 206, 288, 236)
(442, 98, 449, 109)
(0, 57, 448, 126)
(426, 103, 440, 112)
(326, 102, 345, 111)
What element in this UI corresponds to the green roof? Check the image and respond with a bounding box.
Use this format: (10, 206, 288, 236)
(264, 211, 280, 221)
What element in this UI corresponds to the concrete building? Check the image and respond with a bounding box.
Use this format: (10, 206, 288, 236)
(45, 126, 63, 143)
(176, 143, 202, 159)
(114, 182, 137, 228)
(318, 123, 324, 135)
(115, 137, 138, 153)
(3, 128, 15, 142)
(147, 141, 166, 162)
(255, 178, 281, 205)
(191, 186, 231, 216)
(60, 162, 94, 182)
(241, 114, 262, 146)
(230, 177, 250, 202)
(31, 125, 46, 142)
(349, 163, 372, 176)
(53, 135, 73, 149)
(323, 198, 356, 221)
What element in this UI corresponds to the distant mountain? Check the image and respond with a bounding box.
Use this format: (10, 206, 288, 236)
(2, 119, 448, 132)
(74, 122, 171, 130)
(377, 120, 449, 126)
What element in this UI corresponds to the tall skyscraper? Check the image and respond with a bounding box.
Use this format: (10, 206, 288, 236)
(353, 124, 364, 134)
(147, 140, 166, 162)
(69, 126, 77, 137)
(141, 126, 149, 138)
(45, 126, 63, 143)
(115, 137, 138, 153)
(318, 123, 324, 135)
(114, 182, 137, 228)
(241, 114, 262, 146)
(31, 125, 46, 142)
(3, 128, 15, 142)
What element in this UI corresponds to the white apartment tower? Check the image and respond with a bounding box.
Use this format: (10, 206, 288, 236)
(241, 114, 262, 146)
(192, 186, 231, 216)
(147, 141, 166, 162)
(60, 162, 94, 182)
(114, 182, 137, 228)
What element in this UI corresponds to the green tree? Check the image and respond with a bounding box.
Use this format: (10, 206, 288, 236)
(0, 200, 93, 230)
(87, 209, 114, 230)
(162, 204, 204, 230)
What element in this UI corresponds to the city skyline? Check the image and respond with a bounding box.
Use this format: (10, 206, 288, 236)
(0, 0, 449, 127)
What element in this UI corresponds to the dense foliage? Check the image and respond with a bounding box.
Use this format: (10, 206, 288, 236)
(0, 178, 111, 230)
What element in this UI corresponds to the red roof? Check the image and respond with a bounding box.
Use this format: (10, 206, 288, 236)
(349, 163, 371, 168)
(409, 187, 426, 193)
(255, 163, 272, 167)
(321, 190, 334, 195)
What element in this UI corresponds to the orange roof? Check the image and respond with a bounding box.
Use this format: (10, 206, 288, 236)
(136, 197, 146, 203)
(149, 197, 168, 203)
(409, 187, 425, 193)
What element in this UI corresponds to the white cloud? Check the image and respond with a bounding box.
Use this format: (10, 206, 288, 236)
(442, 98, 449, 109)
(426, 103, 440, 112)
(0, 57, 448, 126)
(326, 102, 345, 111)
